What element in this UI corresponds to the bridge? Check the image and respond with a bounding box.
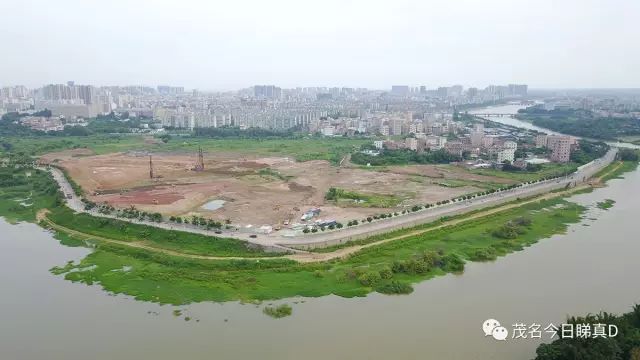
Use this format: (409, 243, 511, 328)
(470, 113, 517, 118)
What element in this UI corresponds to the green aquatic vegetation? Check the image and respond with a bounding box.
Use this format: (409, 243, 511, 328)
(596, 199, 615, 210)
(263, 304, 292, 318)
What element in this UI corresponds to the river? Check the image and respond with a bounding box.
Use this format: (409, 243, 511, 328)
(2, 123, 640, 359)
(468, 103, 640, 149)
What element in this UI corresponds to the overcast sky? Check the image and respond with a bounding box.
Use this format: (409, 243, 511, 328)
(2, 0, 638, 90)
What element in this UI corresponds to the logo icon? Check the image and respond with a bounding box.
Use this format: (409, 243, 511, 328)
(483, 319, 509, 341)
(483, 319, 500, 336)
(492, 326, 509, 341)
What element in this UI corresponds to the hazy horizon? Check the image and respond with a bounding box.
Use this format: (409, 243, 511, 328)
(2, 0, 639, 90)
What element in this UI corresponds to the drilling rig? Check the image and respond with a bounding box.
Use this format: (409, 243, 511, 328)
(149, 155, 154, 179)
(193, 146, 205, 171)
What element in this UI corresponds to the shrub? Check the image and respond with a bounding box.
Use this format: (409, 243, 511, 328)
(442, 253, 465, 272)
(469, 248, 497, 262)
(405, 259, 429, 274)
(263, 304, 292, 318)
(357, 271, 382, 286)
(391, 260, 406, 273)
(492, 223, 520, 239)
(379, 266, 393, 279)
(376, 281, 414, 295)
(512, 217, 532, 227)
(421, 250, 442, 268)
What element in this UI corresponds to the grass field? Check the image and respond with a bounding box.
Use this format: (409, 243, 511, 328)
(0, 168, 60, 223)
(50, 197, 586, 304)
(597, 161, 639, 182)
(326, 187, 403, 208)
(2, 135, 147, 157)
(2, 135, 370, 166)
(434, 178, 505, 190)
(45, 207, 272, 257)
(160, 137, 369, 164)
(471, 163, 578, 182)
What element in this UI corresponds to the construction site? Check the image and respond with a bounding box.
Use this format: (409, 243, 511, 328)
(40, 147, 516, 231)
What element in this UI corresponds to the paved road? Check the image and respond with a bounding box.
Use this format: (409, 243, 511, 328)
(274, 148, 617, 249)
(45, 148, 617, 251)
(45, 167, 294, 253)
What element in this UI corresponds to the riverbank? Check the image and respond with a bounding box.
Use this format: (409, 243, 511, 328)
(48, 195, 588, 304)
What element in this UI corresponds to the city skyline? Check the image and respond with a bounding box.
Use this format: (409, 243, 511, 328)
(2, 0, 639, 90)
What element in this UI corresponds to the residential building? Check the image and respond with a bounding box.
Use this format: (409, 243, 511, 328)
(547, 135, 572, 163)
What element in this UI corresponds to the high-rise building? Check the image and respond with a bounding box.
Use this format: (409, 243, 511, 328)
(508, 84, 528, 97)
(76, 85, 96, 104)
(470, 130, 484, 147)
(157, 86, 184, 95)
(535, 134, 548, 148)
(547, 135, 572, 163)
(497, 141, 518, 163)
(254, 85, 282, 100)
(391, 119, 403, 135)
(391, 85, 410, 96)
(449, 85, 463, 97)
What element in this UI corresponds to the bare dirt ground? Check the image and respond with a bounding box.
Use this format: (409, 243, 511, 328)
(43, 149, 514, 227)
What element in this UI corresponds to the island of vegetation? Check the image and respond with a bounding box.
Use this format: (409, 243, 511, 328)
(516, 107, 640, 142)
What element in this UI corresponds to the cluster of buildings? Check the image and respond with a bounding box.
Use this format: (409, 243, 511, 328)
(370, 118, 576, 166)
(18, 116, 65, 132)
(2, 83, 531, 131)
(389, 83, 528, 103)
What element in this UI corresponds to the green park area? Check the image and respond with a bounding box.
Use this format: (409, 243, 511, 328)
(470, 162, 579, 182)
(325, 187, 403, 208)
(1, 134, 368, 165)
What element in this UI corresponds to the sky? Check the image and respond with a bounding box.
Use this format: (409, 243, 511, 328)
(2, 0, 639, 90)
